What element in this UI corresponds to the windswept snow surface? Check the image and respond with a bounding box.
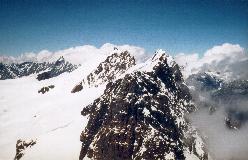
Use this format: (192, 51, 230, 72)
(0, 59, 106, 159)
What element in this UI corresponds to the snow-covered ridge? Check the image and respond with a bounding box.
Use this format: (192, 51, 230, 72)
(71, 49, 175, 93)
(122, 49, 176, 74)
(71, 51, 136, 93)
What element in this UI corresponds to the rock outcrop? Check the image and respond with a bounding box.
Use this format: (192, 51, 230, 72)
(38, 85, 55, 94)
(71, 82, 83, 93)
(14, 139, 36, 160)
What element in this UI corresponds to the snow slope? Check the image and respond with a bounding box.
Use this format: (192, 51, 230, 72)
(0, 56, 106, 160)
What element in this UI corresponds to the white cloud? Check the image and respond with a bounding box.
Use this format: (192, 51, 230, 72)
(174, 53, 201, 77)
(99, 43, 148, 63)
(203, 43, 245, 63)
(0, 43, 148, 64)
(175, 43, 248, 80)
(0, 55, 17, 64)
(1, 42, 246, 80)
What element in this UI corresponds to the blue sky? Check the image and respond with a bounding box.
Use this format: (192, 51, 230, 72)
(0, 0, 247, 56)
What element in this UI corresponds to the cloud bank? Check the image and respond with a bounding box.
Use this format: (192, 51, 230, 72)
(0, 43, 148, 64)
(175, 43, 248, 80)
(190, 107, 248, 160)
(2, 42, 246, 80)
(188, 80, 248, 160)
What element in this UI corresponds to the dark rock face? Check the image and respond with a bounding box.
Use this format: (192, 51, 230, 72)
(14, 139, 36, 160)
(37, 72, 51, 81)
(72, 51, 135, 93)
(71, 82, 83, 93)
(79, 52, 208, 159)
(38, 85, 55, 94)
(0, 56, 78, 80)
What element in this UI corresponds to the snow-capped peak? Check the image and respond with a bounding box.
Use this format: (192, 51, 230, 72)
(152, 49, 174, 66)
(125, 49, 176, 74)
(154, 49, 166, 57)
(71, 51, 135, 93)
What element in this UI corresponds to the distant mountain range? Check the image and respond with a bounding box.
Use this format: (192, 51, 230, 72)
(0, 56, 78, 80)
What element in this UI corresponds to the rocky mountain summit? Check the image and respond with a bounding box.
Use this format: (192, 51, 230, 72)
(0, 56, 78, 80)
(79, 50, 208, 160)
(71, 51, 135, 93)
